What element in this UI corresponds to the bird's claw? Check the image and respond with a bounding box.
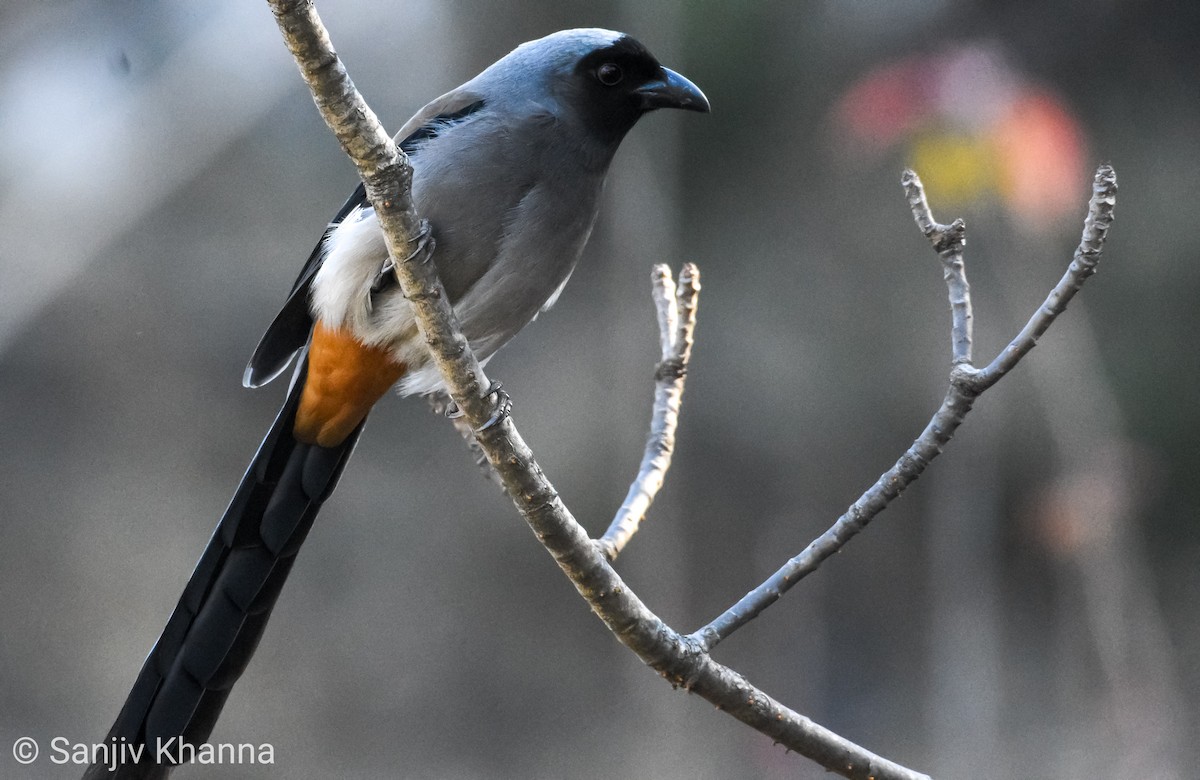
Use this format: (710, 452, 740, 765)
(370, 221, 436, 307)
(369, 259, 396, 297)
(444, 400, 464, 419)
(404, 220, 436, 265)
(476, 380, 512, 432)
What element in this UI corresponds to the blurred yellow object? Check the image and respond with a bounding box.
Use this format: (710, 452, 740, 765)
(909, 132, 1000, 208)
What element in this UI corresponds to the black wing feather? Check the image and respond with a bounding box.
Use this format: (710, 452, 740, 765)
(242, 98, 487, 389)
(243, 183, 368, 387)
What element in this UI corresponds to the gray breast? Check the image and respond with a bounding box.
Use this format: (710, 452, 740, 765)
(408, 105, 612, 360)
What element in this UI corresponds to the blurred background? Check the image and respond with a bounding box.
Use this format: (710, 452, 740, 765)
(2, 1, 1197, 778)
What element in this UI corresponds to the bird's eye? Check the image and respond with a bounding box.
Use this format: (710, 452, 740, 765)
(596, 63, 623, 86)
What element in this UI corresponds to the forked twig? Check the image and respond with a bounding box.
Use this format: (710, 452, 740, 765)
(692, 166, 1117, 650)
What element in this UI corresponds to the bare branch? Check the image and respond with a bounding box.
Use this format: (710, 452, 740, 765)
(597, 264, 700, 561)
(268, 0, 412, 208)
(692, 166, 1117, 651)
(902, 169, 973, 364)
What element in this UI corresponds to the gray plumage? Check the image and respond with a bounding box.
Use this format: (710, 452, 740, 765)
(91, 28, 707, 779)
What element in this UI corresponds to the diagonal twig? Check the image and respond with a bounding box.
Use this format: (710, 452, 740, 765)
(976, 164, 1117, 389)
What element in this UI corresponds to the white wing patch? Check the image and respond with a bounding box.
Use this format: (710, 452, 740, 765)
(535, 267, 575, 318)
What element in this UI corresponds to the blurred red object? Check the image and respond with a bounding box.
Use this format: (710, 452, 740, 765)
(990, 91, 1087, 228)
(835, 57, 932, 147)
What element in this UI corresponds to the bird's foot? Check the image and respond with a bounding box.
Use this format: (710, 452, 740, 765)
(476, 380, 512, 432)
(441, 380, 510, 429)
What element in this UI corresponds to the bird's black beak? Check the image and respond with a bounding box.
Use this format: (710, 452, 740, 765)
(636, 67, 710, 113)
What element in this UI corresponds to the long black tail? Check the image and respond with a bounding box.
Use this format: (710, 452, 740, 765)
(87, 361, 362, 779)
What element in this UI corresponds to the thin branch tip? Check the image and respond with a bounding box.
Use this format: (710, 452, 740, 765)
(1085, 164, 1118, 234)
(1087, 164, 1117, 206)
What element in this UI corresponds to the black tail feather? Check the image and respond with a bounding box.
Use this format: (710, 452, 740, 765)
(87, 360, 363, 779)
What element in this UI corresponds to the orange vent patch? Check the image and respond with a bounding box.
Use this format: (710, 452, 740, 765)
(294, 322, 407, 448)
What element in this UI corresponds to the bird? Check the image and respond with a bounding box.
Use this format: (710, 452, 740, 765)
(88, 28, 708, 778)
